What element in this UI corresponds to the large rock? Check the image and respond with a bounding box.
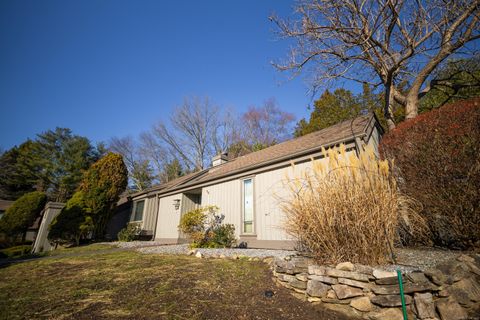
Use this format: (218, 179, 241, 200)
(338, 277, 371, 289)
(326, 289, 337, 299)
(321, 297, 352, 305)
(376, 276, 404, 285)
(355, 264, 374, 276)
(414, 292, 436, 319)
(290, 256, 313, 267)
(277, 274, 296, 282)
(289, 279, 307, 290)
(372, 283, 440, 295)
(295, 273, 308, 282)
(350, 296, 373, 312)
(332, 284, 364, 299)
(371, 294, 412, 307)
(457, 254, 475, 263)
(437, 261, 470, 284)
(465, 261, 480, 276)
(306, 280, 330, 297)
(326, 268, 370, 282)
(276, 258, 308, 274)
(373, 269, 397, 279)
(336, 262, 354, 271)
(450, 278, 480, 305)
(406, 271, 430, 284)
(308, 265, 326, 276)
(436, 298, 468, 320)
(308, 274, 338, 285)
(424, 268, 448, 286)
(367, 308, 404, 320)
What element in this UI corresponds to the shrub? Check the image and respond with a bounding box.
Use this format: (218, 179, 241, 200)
(117, 223, 141, 242)
(79, 152, 128, 239)
(178, 206, 236, 248)
(48, 192, 93, 246)
(0, 245, 32, 259)
(282, 144, 427, 265)
(0, 191, 47, 241)
(380, 98, 480, 249)
(212, 224, 236, 248)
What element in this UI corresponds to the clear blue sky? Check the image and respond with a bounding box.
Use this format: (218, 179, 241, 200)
(0, 0, 329, 150)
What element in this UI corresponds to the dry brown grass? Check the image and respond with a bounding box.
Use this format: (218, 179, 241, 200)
(282, 144, 427, 265)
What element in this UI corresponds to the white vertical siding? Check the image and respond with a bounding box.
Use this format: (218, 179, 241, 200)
(142, 196, 158, 233)
(199, 159, 327, 241)
(155, 193, 183, 239)
(202, 180, 242, 237)
(130, 196, 158, 234)
(255, 160, 319, 241)
(366, 125, 382, 157)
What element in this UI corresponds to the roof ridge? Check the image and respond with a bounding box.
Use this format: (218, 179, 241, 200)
(133, 113, 375, 198)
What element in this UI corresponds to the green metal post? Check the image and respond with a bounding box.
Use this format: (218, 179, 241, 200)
(397, 269, 408, 320)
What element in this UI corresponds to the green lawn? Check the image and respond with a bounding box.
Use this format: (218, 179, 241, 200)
(0, 245, 350, 320)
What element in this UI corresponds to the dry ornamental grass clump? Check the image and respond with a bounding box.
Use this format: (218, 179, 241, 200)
(282, 144, 427, 265)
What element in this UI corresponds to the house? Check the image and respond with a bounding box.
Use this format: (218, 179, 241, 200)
(128, 113, 384, 250)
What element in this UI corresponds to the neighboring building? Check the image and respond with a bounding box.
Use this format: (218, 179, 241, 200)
(32, 195, 131, 253)
(129, 113, 384, 249)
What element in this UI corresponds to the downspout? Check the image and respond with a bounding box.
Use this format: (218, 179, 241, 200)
(151, 193, 161, 241)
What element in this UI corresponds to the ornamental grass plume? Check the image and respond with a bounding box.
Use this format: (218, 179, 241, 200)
(282, 144, 427, 265)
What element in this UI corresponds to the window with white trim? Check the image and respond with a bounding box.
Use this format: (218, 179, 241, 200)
(132, 200, 145, 221)
(243, 178, 254, 233)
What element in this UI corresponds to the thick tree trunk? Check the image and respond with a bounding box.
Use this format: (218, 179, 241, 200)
(384, 81, 397, 130)
(405, 92, 419, 120)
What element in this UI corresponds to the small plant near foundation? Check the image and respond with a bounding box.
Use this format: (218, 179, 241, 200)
(282, 144, 427, 265)
(179, 206, 236, 248)
(117, 223, 141, 242)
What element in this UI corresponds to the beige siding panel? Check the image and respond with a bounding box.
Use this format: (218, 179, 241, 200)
(155, 193, 183, 239)
(255, 160, 318, 241)
(129, 196, 158, 234)
(142, 196, 158, 233)
(202, 180, 242, 237)
(366, 125, 381, 157)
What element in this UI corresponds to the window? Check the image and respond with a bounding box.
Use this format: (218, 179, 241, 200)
(132, 200, 145, 221)
(243, 178, 254, 233)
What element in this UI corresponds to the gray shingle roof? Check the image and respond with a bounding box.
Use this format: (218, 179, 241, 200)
(137, 113, 378, 197)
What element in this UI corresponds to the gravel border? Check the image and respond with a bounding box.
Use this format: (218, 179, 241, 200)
(106, 241, 296, 259)
(104, 241, 467, 272)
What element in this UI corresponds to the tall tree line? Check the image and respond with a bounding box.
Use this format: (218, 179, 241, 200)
(0, 128, 105, 201)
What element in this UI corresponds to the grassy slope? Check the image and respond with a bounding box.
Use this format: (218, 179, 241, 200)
(0, 245, 350, 320)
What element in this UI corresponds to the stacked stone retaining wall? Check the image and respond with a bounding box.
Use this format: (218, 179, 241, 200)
(273, 254, 480, 320)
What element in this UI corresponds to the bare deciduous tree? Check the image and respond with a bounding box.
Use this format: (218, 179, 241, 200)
(271, 0, 480, 129)
(152, 97, 224, 171)
(108, 136, 155, 191)
(242, 98, 295, 148)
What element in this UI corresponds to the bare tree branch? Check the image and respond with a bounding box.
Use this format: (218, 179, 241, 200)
(271, 0, 480, 128)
